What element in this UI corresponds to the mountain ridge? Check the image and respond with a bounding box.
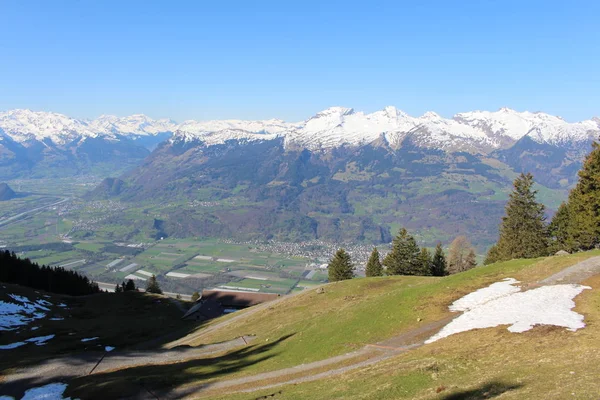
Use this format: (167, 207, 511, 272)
(1, 107, 598, 153)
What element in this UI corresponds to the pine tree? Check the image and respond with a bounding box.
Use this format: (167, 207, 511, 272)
(328, 248, 355, 282)
(418, 247, 432, 276)
(483, 244, 501, 265)
(146, 274, 163, 294)
(115, 284, 123, 293)
(430, 242, 448, 276)
(494, 173, 549, 261)
(565, 141, 600, 250)
(383, 228, 421, 275)
(448, 236, 476, 274)
(191, 291, 200, 302)
(365, 247, 383, 277)
(124, 279, 136, 292)
(548, 201, 573, 252)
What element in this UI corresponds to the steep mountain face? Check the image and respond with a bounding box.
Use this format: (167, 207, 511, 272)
(100, 106, 599, 248)
(0, 110, 176, 178)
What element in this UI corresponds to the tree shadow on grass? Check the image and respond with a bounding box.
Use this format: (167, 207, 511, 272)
(65, 333, 296, 400)
(441, 380, 524, 400)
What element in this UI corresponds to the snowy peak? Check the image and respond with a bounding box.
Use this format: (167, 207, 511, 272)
(0, 109, 98, 144)
(454, 108, 597, 145)
(89, 114, 176, 136)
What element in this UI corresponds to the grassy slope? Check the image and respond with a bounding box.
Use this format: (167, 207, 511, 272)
(62, 250, 600, 399)
(215, 264, 600, 399)
(180, 251, 599, 376)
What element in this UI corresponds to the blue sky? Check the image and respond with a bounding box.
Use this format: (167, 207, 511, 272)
(1, 0, 599, 122)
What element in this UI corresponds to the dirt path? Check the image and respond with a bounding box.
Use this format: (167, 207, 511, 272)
(539, 255, 600, 285)
(169, 316, 456, 399)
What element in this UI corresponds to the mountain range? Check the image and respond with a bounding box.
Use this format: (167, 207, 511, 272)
(2, 106, 599, 248)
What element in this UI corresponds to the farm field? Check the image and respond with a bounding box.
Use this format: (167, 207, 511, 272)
(0, 180, 330, 296)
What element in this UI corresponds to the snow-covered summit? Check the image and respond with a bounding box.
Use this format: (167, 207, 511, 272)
(0, 109, 99, 144)
(89, 114, 176, 136)
(453, 108, 598, 145)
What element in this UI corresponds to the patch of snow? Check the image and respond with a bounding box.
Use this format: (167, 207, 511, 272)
(49, 317, 64, 321)
(449, 278, 521, 312)
(8, 294, 30, 303)
(20, 382, 77, 400)
(426, 279, 591, 343)
(81, 337, 99, 342)
(31, 326, 40, 331)
(1, 294, 50, 331)
(0, 395, 15, 400)
(0, 341, 26, 350)
(58, 303, 67, 308)
(105, 346, 115, 352)
(26, 334, 55, 346)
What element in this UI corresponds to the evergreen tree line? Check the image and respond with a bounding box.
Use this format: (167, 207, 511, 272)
(0, 250, 101, 296)
(115, 279, 137, 293)
(485, 139, 600, 264)
(115, 275, 163, 295)
(329, 230, 478, 281)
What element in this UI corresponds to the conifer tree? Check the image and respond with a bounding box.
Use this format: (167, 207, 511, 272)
(548, 201, 573, 252)
(383, 228, 421, 275)
(494, 173, 549, 261)
(328, 248, 355, 282)
(124, 279, 136, 292)
(483, 244, 501, 265)
(115, 284, 123, 293)
(565, 141, 600, 250)
(146, 274, 163, 294)
(365, 247, 383, 277)
(418, 247, 432, 276)
(430, 242, 448, 276)
(191, 291, 200, 302)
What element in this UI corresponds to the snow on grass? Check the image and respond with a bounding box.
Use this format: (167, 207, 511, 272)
(21, 382, 77, 400)
(449, 278, 521, 312)
(0, 341, 26, 350)
(81, 337, 99, 342)
(1, 294, 52, 331)
(49, 317, 64, 321)
(105, 346, 115, 352)
(0, 334, 54, 350)
(26, 334, 55, 346)
(426, 279, 591, 344)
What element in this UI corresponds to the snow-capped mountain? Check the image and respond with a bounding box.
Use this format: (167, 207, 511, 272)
(88, 114, 177, 136)
(0, 109, 100, 145)
(0, 110, 177, 146)
(455, 108, 599, 146)
(171, 106, 599, 153)
(1, 107, 597, 153)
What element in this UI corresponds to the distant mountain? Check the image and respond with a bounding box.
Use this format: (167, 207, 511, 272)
(0, 110, 177, 178)
(0, 182, 16, 201)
